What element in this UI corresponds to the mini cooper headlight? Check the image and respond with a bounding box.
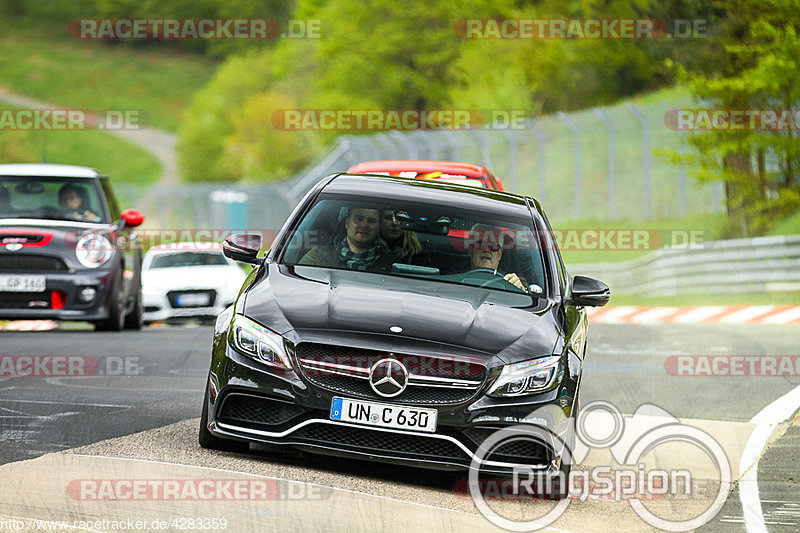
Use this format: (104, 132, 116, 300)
(486, 356, 561, 397)
(75, 232, 113, 269)
(229, 314, 291, 368)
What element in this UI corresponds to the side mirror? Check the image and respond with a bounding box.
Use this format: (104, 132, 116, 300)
(568, 275, 610, 307)
(223, 233, 262, 264)
(120, 209, 144, 228)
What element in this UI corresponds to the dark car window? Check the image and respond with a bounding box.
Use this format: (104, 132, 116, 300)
(149, 252, 229, 269)
(282, 196, 547, 296)
(0, 176, 110, 223)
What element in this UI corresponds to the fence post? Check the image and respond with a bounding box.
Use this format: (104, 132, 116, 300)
(411, 130, 432, 160)
(501, 129, 518, 192)
(469, 130, 492, 168)
(679, 133, 688, 217)
(592, 108, 617, 219)
(373, 132, 399, 159)
(439, 130, 461, 161)
(530, 123, 546, 205)
(626, 103, 651, 220)
(557, 111, 581, 218)
(389, 130, 418, 159)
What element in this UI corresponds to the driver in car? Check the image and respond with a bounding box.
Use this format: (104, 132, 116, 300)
(58, 184, 101, 222)
(300, 207, 394, 271)
(467, 223, 527, 292)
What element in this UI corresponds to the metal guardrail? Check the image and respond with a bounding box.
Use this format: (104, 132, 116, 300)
(571, 234, 800, 296)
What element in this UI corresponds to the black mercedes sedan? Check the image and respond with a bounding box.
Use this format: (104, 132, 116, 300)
(0, 164, 145, 330)
(200, 173, 609, 477)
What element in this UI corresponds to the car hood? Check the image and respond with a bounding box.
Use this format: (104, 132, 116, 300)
(143, 265, 246, 291)
(242, 264, 562, 363)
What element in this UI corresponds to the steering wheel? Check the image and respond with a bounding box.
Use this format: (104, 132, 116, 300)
(460, 268, 514, 290)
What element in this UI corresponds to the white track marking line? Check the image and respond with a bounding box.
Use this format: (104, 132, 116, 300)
(740, 384, 800, 533)
(718, 306, 776, 324)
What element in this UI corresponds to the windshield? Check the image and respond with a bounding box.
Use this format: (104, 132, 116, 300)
(0, 176, 108, 223)
(281, 196, 547, 295)
(149, 251, 229, 269)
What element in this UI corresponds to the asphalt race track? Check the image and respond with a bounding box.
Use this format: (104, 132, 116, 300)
(0, 323, 798, 532)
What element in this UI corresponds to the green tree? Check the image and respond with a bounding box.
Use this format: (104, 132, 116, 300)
(677, 0, 800, 235)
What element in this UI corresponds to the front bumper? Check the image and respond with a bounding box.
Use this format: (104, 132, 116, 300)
(205, 340, 575, 475)
(0, 270, 116, 321)
(143, 289, 236, 322)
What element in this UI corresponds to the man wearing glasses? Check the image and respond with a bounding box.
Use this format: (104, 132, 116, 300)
(467, 223, 528, 292)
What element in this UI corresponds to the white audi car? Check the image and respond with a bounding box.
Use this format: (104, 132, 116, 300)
(142, 243, 248, 324)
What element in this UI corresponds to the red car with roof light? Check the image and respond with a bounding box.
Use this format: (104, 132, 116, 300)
(347, 160, 505, 191)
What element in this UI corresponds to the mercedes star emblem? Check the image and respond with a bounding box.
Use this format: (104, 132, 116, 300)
(368, 358, 409, 398)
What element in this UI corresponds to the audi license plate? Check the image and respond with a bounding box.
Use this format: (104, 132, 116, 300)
(330, 397, 437, 433)
(0, 275, 45, 292)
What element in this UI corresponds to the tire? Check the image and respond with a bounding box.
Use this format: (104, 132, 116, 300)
(94, 279, 125, 331)
(124, 287, 143, 330)
(199, 384, 249, 453)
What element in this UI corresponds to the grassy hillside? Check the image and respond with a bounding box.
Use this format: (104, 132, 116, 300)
(0, 102, 161, 185)
(0, 18, 217, 133)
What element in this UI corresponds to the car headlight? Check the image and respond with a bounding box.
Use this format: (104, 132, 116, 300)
(229, 314, 291, 369)
(486, 356, 561, 397)
(75, 232, 113, 269)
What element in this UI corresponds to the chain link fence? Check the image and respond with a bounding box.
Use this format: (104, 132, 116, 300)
(118, 99, 724, 237)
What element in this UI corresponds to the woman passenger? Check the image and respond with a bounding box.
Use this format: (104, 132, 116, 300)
(379, 209, 421, 263)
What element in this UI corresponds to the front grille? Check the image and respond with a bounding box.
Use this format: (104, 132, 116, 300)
(0, 254, 67, 272)
(293, 423, 469, 463)
(295, 342, 486, 405)
(0, 292, 51, 309)
(166, 289, 216, 309)
(217, 393, 305, 427)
